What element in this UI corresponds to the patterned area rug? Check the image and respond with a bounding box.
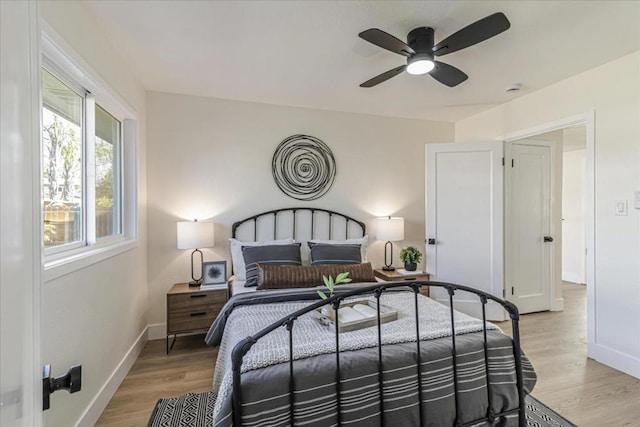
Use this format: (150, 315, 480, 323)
(148, 391, 575, 427)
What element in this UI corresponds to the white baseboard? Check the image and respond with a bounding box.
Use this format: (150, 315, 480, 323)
(148, 323, 166, 341)
(551, 297, 564, 311)
(562, 272, 584, 284)
(75, 326, 148, 427)
(588, 342, 640, 379)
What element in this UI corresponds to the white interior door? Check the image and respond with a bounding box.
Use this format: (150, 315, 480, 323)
(506, 140, 552, 314)
(426, 142, 505, 321)
(1, 1, 42, 425)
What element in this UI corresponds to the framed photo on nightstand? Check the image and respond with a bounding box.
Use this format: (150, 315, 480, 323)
(202, 260, 227, 286)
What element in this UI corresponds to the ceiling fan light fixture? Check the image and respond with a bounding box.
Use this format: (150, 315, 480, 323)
(406, 54, 435, 75)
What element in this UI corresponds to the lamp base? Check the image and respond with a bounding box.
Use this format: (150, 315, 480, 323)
(382, 266, 395, 271)
(188, 279, 202, 287)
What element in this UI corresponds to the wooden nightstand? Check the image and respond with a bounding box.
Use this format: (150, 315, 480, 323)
(374, 269, 430, 297)
(166, 283, 227, 354)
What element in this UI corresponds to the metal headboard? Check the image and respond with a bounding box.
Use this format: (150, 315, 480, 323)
(231, 207, 366, 241)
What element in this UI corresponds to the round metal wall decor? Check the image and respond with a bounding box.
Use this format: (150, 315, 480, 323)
(272, 134, 336, 201)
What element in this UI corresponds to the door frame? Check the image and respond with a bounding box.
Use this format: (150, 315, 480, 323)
(504, 139, 555, 313)
(501, 112, 595, 357)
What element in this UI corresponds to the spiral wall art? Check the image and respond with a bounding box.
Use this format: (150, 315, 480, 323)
(271, 134, 336, 201)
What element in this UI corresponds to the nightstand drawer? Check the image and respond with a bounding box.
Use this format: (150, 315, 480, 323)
(168, 290, 226, 313)
(167, 309, 218, 334)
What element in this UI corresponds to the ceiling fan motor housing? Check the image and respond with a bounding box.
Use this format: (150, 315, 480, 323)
(407, 27, 435, 54)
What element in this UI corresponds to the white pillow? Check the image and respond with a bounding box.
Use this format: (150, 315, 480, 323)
(229, 238, 295, 280)
(308, 235, 368, 262)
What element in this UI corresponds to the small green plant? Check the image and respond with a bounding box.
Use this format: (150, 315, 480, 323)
(317, 272, 352, 300)
(400, 246, 422, 264)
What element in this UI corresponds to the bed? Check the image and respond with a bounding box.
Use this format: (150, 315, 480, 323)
(206, 208, 536, 427)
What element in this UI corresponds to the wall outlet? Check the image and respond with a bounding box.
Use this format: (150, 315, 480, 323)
(615, 200, 628, 216)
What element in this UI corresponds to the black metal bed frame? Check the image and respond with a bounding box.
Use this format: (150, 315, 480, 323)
(231, 207, 366, 241)
(230, 281, 526, 427)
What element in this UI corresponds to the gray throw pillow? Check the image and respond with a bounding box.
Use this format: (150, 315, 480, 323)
(307, 242, 362, 265)
(242, 243, 302, 287)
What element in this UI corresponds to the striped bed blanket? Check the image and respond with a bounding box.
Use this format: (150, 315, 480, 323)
(205, 286, 536, 426)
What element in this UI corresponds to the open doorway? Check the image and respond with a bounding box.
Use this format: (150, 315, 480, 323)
(505, 123, 587, 315)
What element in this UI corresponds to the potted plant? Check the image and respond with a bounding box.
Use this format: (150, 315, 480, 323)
(399, 246, 422, 271)
(318, 272, 352, 320)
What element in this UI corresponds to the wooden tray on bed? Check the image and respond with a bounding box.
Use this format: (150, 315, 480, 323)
(311, 299, 398, 333)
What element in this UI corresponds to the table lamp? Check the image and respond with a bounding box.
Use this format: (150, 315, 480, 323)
(376, 216, 405, 271)
(177, 219, 215, 286)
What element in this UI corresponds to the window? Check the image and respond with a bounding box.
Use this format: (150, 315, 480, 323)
(42, 63, 128, 256)
(95, 105, 122, 238)
(42, 68, 85, 249)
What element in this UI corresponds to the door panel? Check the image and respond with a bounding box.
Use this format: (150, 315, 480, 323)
(507, 141, 552, 313)
(0, 1, 41, 425)
(426, 142, 504, 320)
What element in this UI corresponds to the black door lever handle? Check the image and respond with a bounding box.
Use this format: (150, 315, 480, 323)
(544, 236, 554, 242)
(43, 364, 82, 410)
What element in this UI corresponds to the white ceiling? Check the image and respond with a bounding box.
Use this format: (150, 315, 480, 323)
(85, 1, 640, 122)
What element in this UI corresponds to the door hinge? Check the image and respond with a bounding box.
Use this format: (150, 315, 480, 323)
(502, 288, 506, 298)
(502, 157, 505, 166)
(511, 159, 515, 167)
(511, 286, 514, 295)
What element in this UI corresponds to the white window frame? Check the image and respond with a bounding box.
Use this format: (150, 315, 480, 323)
(41, 25, 138, 282)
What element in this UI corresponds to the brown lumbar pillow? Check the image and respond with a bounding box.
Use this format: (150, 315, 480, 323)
(256, 262, 377, 290)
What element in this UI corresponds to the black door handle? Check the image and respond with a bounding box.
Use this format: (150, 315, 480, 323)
(43, 364, 82, 410)
(544, 236, 554, 242)
(428, 238, 436, 245)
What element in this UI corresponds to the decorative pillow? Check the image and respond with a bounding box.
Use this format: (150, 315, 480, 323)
(309, 235, 368, 262)
(257, 262, 376, 290)
(242, 244, 302, 287)
(229, 237, 294, 280)
(308, 242, 362, 265)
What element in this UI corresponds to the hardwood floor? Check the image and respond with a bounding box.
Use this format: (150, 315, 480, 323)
(495, 282, 640, 427)
(95, 335, 217, 427)
(96, 283, 639, 426)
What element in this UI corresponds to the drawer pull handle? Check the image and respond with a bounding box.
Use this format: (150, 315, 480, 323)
(190, 312, 207, 317)
(403, 278, 416, 281)
(190, 294, 206, 298)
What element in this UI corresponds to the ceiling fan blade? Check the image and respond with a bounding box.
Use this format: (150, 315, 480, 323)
(433, 12, 510, 56)
(360, 65, 407, 87)
(429, 62, 468, 87)
(359, 29, 415, 57)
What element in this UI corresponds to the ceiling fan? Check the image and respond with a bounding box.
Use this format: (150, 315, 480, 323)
(358, 12, 510, 88)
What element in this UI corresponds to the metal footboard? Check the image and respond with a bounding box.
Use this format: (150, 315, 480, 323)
(230, 281, 526, 427)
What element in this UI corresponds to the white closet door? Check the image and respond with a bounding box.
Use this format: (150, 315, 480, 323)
(426, 142, 505, 321)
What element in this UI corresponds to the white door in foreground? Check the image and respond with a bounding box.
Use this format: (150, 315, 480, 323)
(0, 1, 41, 425)
(426, 142, 505, 321)
(506, 140, 552, 314)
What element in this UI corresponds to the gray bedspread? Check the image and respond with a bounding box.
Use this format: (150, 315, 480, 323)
(205, 285, 536, 427)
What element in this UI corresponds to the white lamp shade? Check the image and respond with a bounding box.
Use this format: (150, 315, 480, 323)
(376, 217, 405, 241)
(177, 220, 215, 249)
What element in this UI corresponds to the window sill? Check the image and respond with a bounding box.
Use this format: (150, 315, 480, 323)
(44, 238, 138, 283)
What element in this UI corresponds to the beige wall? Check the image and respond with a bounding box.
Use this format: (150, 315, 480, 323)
(456, 51, 640, 377)
(39, 1, 148, 425)
(146, 91, 453, 327)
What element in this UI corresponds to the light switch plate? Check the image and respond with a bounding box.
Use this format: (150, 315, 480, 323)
(634, 191, 640, 210)
(615, 200, 628, 216)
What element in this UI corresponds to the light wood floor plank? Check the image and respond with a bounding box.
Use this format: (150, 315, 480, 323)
(96, 283, 639, 426)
